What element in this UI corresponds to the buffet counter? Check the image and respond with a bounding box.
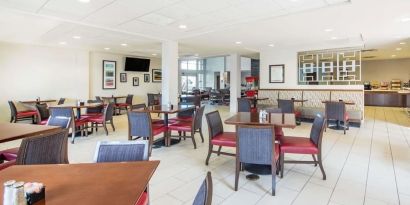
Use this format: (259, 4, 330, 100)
(365, 90, 410, 107)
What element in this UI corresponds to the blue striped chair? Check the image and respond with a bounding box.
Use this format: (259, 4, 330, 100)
(193, 172, 213, 205)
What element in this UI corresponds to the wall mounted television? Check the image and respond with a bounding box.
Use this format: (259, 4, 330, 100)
(124, 57, 150, 72)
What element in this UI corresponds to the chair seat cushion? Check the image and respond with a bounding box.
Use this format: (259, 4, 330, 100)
(0, 147, 19, 161)
(152, 119, 165, 125)
(135, 192, 148, 205)
(85, 116, 104, 123)
(250, 107, 258, 113)
(168, 122, 191, 132)
(295, 110, 302, 118)
(82, 113, 103, 118)
(280, 136, 318, 154)
(274, 126, 284, 140)
(16, 110, 37, 118)
(75, 118, 89, 126)
(211, 132, 236, 147)
(116, 103, 129, 108)
(0, 160, 15, 171)
(39, 119, 48, 125)
(345, 113, 349, 121)
(153, 125, 167, 136)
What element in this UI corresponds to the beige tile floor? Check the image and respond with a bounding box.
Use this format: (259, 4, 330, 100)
(1, 106, 409, 205)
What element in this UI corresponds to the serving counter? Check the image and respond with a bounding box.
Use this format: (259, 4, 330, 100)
(364, 90, 410, 107)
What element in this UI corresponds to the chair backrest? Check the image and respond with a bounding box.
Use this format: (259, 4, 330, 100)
(237, 98, 251, 112)
(36, 103, 50, 121)
(237, 125, 275, 165)
(325, 101, 346, 121)
(205, 111, 224, 140)
(127, 111, 153, 138)
(147, 93, 161, 106)
(47, 116, 71, 129)
(193, 172, 213, 205)
(130, 103, 147, 111)
(277, 99, 294, 113)
(266, 107, 282, 113)
(193, 106, 205, 131)
(57, 98, 65, 105)
(309, 114, 326, 148)
(103, 102, 115, 121)
(86, 100, 104, 114)
(125, 94, 133, 105)
(16, 130, 69, 165)
(8, 101, 17, 117)
(49, 107, 74, 129)
(93, 141, 149, 162)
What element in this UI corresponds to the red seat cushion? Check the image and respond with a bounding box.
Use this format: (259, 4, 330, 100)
(152, 125, 167, 136)
(85, 116, 104, 123)
(75, 118, 89, 126)
(116, 103, 129, 108)
(81, 113, 103, 119)
(16, 110, 37, 118)
(0, 147, 19, 161)
(168, 122, 191, 132)
(0, 160, 15, 171)
(152, 119, 165, 125)
(274, 126, 284, 140)
(345, 113, 349, 121)
(280, 136, 318, 154)
(39, 119, 48, 125)
(211, 132, 236, 147)
(169, 116, 193, 123)
(294, 110, 302, 118)
(250, 107, 257, 113)
(135, 192, 148, 205)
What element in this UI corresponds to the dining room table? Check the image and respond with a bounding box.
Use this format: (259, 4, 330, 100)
(0, 161, 159, 205)
(20, 99, 57, 104)
(321, 100, 355, 105)
(225, 112, 297, 179)
(101, 96, 127, 104)
(147, 104, 196, 147)
(0, 123, 61, 143)
(243, 96, 269, 108)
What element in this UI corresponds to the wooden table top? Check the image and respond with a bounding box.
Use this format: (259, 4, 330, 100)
(0, 161, 159, 205)
(147, 105, 195, 114)
(321, 100, 355, 105)
(20, 99, 57, 104)
(243, 97, 269, 101)
(49, 103, 103, 109)
(0, 123, 61, 143)
(225, 112, 296, 128)
(292, 99, 308, 103)
(101, 96, 127, 99)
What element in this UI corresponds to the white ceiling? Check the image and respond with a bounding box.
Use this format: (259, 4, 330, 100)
(0, 0, 409, 59)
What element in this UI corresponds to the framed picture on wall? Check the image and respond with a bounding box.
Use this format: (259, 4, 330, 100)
(103, 60, 116, 89)
(120, 73, 127, 82)
(269, 64, 285, 83)
(144, 74, 150, 83)
(133, 77, 139, 86)
(152, 69, 162, 83)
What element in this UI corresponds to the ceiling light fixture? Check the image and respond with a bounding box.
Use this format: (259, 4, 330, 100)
(104, 48, 110, 50)
(330, 37, 338, 40)
(152, 54, 157, 56)
(401, 17, 410, 22)
(72, 36, 81, 39)
(235, 41, 242, 44)
(268, 44, 275, 47)
(399, 42, 406, 45)
(78, 0, 90, 3)
(59, 42, 66, 45)
(121, 43, 127, 46)
(392, 55, 396, 57)
(396, 48, 402, 51)
(178, 24, 187, 29)
(324, 28, 333, 32)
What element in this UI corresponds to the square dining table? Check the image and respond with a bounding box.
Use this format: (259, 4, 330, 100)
(0, 123, 61, 143)
(0, 161, 160, 205)
(50, 103, 103, 119)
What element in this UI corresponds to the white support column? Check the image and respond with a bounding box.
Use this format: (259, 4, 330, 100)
(161, 41, 179, 105)
(228, 54, 241, 113)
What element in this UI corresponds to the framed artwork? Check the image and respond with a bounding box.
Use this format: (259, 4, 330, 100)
(269, 64, 285, 83)
(133, 77, 139, 86)
(103, 60, 116, 89)
(120, 73, 127, 82)
(144, 74, 150, 83)
(152, 69, 162, 83)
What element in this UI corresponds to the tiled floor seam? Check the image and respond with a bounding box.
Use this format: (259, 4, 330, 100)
(363, 107, 378, 205)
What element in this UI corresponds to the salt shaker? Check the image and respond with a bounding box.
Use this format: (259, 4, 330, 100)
(12, 181, 27, 205)
(3, 180, 16, 205)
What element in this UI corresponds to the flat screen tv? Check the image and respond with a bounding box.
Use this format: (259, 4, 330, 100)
(124, 57, 150, 72)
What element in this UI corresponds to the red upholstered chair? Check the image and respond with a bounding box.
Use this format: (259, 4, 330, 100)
(278, 99, 301, 125)
(325, 101, 349, 134)
(8, 101, 37, 123)
(168, 106, 205, 149)
(86, 102, 115, 136)
(279, 115, 327, 179)
(80, 100, 104, 119)
(35, 103, 50, 125)
(205, 111, 236, 165)
(116, 94, 133, 115)
(127, 111, 167, 156)
(169, 106, 195, 124)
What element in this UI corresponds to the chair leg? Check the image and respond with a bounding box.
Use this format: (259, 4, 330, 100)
(199, 129, 204, 143)
(280, 153, 284, 178)
(271, 161, 276, 196)
(103, 122, 109, 136)
(110, 120, 115, 131)
(205, 144, 213, 165)
(10, 116, 13, 123)
(318, 153, 326, 180)
(235, 161, 240, 191)
(191, 133, 197, 149)
(217, 146, 222, 156)
(312, 154, 318, 166)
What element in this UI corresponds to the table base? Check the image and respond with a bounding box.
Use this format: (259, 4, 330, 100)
(153, 139, 181, 148)
(246, 174, 260, 181)
(244, 164, 272, 175)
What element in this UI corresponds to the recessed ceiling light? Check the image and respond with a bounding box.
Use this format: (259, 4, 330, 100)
(392, 55, 396, 57)
(399, 42, 406, 45)
(396, 48, 402, 51)
(235, 41, 242, 44)
(268, 44, 275, 47)
(59, 42, 66, 45)
(324, 28, 333, 32)
(72, 36, 81, 39)
(78, 0, 90, 3)
(104, 48, 110, 50)
(152, 53, 157, 56)
(121, 43, 127, 46)
(330, 37, 338, 40)
(178, 24, 187, 29)
(401, 17, 410, 22)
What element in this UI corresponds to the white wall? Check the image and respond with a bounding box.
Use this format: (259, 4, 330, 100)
(260, 47, 363, 90)
(0, 42, 89, 122)
(89, 52, 161, 104)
